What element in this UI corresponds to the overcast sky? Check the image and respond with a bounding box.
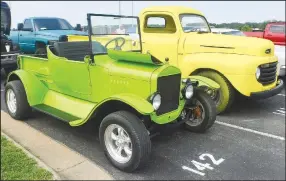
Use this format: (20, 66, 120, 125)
(5, 1, 285, 28)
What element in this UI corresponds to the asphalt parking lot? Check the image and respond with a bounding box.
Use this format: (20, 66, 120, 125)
(1, 72, 285, 180)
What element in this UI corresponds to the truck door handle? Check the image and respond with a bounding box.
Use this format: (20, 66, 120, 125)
(20, 34, 22, 36)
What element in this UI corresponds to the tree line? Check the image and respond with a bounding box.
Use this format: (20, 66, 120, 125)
(209, 20, 284, 32)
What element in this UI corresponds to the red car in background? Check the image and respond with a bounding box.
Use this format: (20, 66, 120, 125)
(244, 22, 285, 46)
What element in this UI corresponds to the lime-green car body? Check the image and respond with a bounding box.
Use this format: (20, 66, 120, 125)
(6, 44, 190, 126)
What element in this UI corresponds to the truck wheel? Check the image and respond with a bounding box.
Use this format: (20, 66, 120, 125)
(99, 111, 151, 172)
(182, 90, 216, 133)
(5, 80, 32, 120)
(35, 48, 47, 58)
(197, 71, 235, 114)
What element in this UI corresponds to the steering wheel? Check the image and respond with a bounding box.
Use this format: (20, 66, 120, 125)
(104, 37, 126, 50)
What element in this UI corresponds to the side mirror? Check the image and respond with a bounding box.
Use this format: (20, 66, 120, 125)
(17, 23, 24, 31)
(75, 24, 82, 31)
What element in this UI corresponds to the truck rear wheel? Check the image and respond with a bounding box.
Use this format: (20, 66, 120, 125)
(5, 80, 32, 120)
(99, 111, 151, 172)
(197, 71, 235, 114)
(182, 90, 216, 133)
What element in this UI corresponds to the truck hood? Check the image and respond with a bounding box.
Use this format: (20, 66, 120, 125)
(183, 33, 275, 57)
(36, 30, 87, 38)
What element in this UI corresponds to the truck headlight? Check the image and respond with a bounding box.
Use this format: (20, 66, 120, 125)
(183, 84, 194, 99)
(150, 93, 161, 110)
(256, 67, 261, 79)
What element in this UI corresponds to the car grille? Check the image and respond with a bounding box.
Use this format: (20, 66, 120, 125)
(156, 74, 181, 116)
(258, 61, 278, 85)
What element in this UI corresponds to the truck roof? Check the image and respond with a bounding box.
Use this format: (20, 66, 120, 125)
(27, 17, 65, 20)
(140, 6, 204, 16)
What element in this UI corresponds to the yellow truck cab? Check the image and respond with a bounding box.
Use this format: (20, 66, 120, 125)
(139, 6, 284, 114)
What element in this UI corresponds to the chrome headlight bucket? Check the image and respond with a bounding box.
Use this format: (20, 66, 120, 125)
(182, 83, 194, 99)
(256, 67, 261, 79)
(149, 92, 161, 111)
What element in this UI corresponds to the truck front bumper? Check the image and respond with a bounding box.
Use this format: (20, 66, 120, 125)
(1, 51, 19, 69)
(250, 79, 284, 99)
(279, 65, 285, 77)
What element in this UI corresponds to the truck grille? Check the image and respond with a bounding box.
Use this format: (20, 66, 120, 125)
(156, 74, 181, 116)
(258, 62, 278, 85)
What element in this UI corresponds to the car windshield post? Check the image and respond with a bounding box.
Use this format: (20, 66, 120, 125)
(179, 14, 211, 33)
(87, 13, 143, 63)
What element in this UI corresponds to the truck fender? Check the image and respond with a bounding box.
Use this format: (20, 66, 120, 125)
(7, 70, 48, 106)
(99, 93, 154, 115)
(188, 75, 220, 90)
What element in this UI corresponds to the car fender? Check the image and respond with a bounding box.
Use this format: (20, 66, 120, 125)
(188, 75, 220, 90)
(99, 93, 154, 115)
(7, 69, 48, 106)
(69, 93, 154, 126)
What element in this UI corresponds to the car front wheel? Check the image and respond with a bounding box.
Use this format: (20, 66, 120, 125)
(99, 111, 151, 172)
(182, 90, 216, 133)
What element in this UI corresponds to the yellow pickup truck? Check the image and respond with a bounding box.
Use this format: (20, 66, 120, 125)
(65, 6, 284, 114)
(137, 6, 283, 114)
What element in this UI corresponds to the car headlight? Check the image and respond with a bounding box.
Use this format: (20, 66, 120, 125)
(150, 93, 161, 110)
(183, 84, 194, 99)
(256, 67, 261, 79)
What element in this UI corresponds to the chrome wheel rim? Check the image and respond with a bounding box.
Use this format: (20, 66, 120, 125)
(6, 89, 17, 114)
(185, 100, 205, 127)
(104, 124, 132, 164)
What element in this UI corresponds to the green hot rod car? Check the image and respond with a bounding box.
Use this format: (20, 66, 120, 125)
(4, 14, 216, 172)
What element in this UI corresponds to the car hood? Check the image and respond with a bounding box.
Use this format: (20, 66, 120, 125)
(183, 33, 275, 57)
(37, 30, 87, 38)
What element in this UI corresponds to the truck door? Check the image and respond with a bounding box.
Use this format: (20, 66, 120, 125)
(141, 13, 180, 65)
(18, 19, 35, 53)
(264, 24, 285, 45)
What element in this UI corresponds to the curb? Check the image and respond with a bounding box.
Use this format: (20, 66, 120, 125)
(1, 110, 114, 180)
(1, 132, 61, 180)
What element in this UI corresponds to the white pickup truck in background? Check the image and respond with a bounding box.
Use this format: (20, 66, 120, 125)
(211, 28, 285, 77)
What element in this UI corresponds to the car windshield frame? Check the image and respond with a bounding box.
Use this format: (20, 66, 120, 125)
(87, 13, 143, 61)
(33, 18, 74, 31)
(179, 13, 211, 33)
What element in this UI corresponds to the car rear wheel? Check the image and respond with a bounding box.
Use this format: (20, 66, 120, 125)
(5, 80, 32, 120)
(197, 71, 235, 114)
(99, 111, 151, 172)
(35, 47, 47, 58)
(182, 90, 216, 133)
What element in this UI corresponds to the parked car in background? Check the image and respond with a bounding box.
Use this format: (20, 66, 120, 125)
(211, 28, 245, 36)
(9, 17, 87, 56)
(211, 28, 285, 77)
(1, 1, 20, 75)
(244, 22, 285, 46)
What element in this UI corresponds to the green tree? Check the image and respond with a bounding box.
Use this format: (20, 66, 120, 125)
(240, 25, 252, 31)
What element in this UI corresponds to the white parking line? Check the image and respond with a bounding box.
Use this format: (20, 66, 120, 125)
(278, 94, 285, 97)
(215, 121, 285, 141)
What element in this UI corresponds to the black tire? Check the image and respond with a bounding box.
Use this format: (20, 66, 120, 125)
(4, 80, 32, 120)
(99, 111, 151, 172)
(184, 90, 216, 133)
(35, 47, 47, 58)
(197, 71, 235, 114)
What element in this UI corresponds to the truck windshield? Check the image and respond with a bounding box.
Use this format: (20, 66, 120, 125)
(88, 14, 142, 53)
(34, 18, 74, 31)
(179, 14, 210, 33)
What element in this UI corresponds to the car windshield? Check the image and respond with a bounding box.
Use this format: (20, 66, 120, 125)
(179, 14, 210, 33)
(34, 18, 74, 31)
(88, 14, 141, 54)
(222, 31, 245, 36)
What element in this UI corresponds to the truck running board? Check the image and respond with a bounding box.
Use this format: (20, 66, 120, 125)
(33, 104, 81, 123)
